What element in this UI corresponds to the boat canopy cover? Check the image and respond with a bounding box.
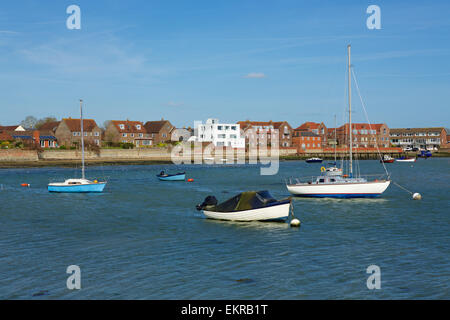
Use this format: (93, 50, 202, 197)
(213, 190, 278, 212)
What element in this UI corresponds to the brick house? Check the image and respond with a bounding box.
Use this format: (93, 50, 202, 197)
(237, 120, 293, 148)
(38, 121, 60, 148)
(54, 118, 102, 147)
(143, 119, 175, 144)
(0, 125, 39, 147)
(292, 131, 322, 152)
(10, 130, 41, 147)
(104, 120, 152, 147)
(336, 123, 390, 148)
(0, 131, 13, 142)
(295, 122, 328, 145)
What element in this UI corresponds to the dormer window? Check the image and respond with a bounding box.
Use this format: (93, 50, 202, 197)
(136, 125, 141, 130)
(119, 124, 125, 130)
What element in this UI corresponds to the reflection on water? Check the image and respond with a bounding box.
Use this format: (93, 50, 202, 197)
(0, 159, 449, 299)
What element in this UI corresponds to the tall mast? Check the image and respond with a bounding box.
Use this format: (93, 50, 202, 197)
(80, 99, 85, 180)
(334, 114, 337, 164)
(348, 44, 353, 176)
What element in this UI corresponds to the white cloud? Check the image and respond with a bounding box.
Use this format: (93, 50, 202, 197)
(243, 72, 266, 79)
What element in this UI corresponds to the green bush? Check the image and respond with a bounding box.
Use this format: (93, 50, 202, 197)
(59, 145, 67, 150)
(120, 142, 134, 149)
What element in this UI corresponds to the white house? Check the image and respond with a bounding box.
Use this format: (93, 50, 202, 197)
(191, 118, 245, 148)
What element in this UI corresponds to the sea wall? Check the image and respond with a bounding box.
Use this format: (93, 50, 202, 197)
(0, 150, 39, 161)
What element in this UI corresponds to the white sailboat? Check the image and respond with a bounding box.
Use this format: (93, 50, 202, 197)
(48, 100, 107, 193)
(287, 45, 390, 198)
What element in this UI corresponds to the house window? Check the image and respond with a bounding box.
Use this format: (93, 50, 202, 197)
(122, 133, 127, 137)
(136, 125, 141, 130)
(40, 140, 45, 147)
(139, 133, 143, 137)
(73, 132, 77, 136)
(131, 133, 134, 137)
(218, 126, 223, 130)
(84, 132, 88, 136)
(162, 133, 167, 138)
(119, 124, 125, 129)
(94, 132, 99, 136)
(95, 139, 100, 145)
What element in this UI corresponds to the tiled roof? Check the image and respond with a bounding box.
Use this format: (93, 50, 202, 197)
(62, 118, 99, 132)
(390, 127, 445, 133)
(237, 121, 287, 130)
(111, 120, 146, 134)
(38, 121, 60, 132)
(338, 123, 386, 133)
(0, 125, 21, 131)
(296, 122, 322, 130)
(144, 120, 173, 133)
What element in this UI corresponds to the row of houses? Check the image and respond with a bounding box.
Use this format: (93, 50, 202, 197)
(0, 118, 176, 149)
(189, 119, 450, 152)
(1, 116, 449, 152)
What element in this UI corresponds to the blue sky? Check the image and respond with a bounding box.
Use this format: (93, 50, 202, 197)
(1, 0, 449, 129)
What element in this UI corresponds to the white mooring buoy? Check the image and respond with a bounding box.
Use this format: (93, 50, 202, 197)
(412, 193, 422, 200)
(290, 218, 301, 227)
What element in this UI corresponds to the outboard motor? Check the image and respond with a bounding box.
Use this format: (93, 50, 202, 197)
(196, 195, 218, 210)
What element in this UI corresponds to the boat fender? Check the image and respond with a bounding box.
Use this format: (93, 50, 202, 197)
(412, 193, 422, 200)
(94, 180, 98, 183)
(187, 178, 194, 182)
(321, 166, 326, 172)
(21, 183, 30, 187)
(290, 219, 301, 227)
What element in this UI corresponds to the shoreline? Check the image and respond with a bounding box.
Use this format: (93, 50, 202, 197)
(1, 152, 448, 169)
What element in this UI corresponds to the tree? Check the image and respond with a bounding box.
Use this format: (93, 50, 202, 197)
(103, 120, 111, 130)
(20, 116, 38, 129)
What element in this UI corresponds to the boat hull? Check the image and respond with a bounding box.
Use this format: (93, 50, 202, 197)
(48, 182, 106, 193)
(286, 180, 390, 198)
(203, 201, 291, 221)
(396, 158, 416, 162)
(157, 174, 185, 181)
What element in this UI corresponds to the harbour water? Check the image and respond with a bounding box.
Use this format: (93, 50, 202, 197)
(0, 158, 449, 299)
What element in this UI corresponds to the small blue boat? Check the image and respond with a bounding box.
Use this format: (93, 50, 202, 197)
(418, 150, 432, 158)
(157, 171, 186, 181)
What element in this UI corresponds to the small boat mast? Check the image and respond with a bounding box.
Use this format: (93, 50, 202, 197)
(80, 99, 85, 180)
(348, 44, 353, 177)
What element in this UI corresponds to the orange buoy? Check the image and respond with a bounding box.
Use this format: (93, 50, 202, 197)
(187, 178, 194, 182)
(21, 183, 30, 187)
